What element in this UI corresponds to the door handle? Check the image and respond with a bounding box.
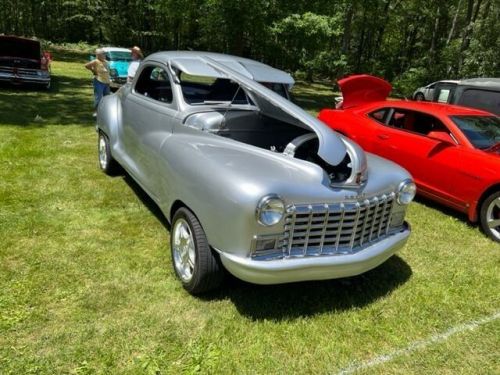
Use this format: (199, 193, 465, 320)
(378, 134, 390, 140)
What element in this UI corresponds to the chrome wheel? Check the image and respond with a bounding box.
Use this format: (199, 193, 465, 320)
(98, 134, 108, 170)
(486, 196, 500, 240)
(172, 218, 196, 282)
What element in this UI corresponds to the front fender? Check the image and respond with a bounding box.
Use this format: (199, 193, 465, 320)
(156, 133, 323, 257)
(96, 94, 122, 149)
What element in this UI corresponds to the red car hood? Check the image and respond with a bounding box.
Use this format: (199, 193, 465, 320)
(338, 74, 392, 109)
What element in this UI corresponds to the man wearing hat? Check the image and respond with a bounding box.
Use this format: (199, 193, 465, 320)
(127, 46, 143, 83)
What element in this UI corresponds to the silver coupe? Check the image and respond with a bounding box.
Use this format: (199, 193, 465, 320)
(96, 51, 416, 294)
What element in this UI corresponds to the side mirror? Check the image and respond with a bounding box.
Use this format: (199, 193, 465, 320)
(427, 131, 455, 145)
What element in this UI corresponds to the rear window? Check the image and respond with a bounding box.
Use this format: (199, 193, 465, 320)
(457, 89, 500, 115)
(178, 73, 289, 105)
(179, 73, 249, 105)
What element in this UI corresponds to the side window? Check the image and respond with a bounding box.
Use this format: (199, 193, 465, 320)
(458, 89, 500, 115)
(436, 89, 451, 103)
(369, 108, 388, 124)
(134, 65, 173, 104)
(388, 109, 449, 136)
(428, 83, 436, 89)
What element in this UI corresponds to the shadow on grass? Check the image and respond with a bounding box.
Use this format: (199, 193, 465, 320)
(203, 256, 411, 321)
(414, 195, 477, 229)
(0, 73, 94, 126)
(123, 174, 171, 230)
(121, 171, 412, 320)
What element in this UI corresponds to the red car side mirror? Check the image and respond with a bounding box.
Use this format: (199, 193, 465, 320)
(427, 131, 455, 145)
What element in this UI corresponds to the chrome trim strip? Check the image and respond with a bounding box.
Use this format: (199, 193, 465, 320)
(303, 205, 314, 255)
(286, 205, 296, 257)
(319, 203, 329, 254)
(349, 202, 362, 249)
(335, 203, 345, 251)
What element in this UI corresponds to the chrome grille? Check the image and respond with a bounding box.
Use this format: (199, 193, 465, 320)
(0, 67, 41, 76)
(282, 193, 395, 257)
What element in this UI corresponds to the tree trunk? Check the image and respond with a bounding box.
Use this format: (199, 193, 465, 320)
(446, 0, 463, 45)
(341, 2, 355, 55)
(458, 0, 483, 72)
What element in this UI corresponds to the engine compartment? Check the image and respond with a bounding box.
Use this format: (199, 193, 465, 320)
(185, 109, 353, 183)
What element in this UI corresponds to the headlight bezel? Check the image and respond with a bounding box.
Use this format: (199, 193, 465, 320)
(397, 179, 416, 205)
(256, 194, 285, 226)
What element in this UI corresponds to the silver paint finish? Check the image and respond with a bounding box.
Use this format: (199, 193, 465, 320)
(97, 51, 413, 285)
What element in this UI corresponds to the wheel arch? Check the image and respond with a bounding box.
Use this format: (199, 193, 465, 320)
(414, 91, 425, 100)
(170, 199, 189, 224)
(471, 183, 500, 222)
(96, 94, 122, 146)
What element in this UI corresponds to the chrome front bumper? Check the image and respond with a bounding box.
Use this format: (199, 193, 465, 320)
(218, 223, 410, 285)
(0, 71, 50, 85)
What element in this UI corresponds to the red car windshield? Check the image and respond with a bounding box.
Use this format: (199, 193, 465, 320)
(450, 115, 500, 149)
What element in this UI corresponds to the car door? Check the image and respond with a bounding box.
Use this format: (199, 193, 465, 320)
(423, 82, 436, 101)
(122, 63, 178, 200)
(373, 108, 468, 210)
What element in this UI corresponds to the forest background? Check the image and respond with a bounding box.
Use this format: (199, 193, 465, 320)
(1, 0, 499, 95)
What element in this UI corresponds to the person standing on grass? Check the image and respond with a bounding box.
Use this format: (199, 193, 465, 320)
(85, 48, 111, 117)
(127, 46, 143, 83)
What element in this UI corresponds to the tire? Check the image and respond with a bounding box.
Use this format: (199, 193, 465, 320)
(414, 92, 425, 101)
(479, 191, 500, 242)
(171, 207, 224, 294)
(97, 132, 121, 175)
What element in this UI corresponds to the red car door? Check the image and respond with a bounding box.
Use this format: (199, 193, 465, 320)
(373, 108, 469, 211)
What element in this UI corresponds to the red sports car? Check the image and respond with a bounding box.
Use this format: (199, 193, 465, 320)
(318, 75, 500, 242)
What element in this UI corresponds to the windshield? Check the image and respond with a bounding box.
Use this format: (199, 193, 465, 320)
(450, 115, 500, 149)
(179, 72, 289, 105)
(107, 51, 132, 61)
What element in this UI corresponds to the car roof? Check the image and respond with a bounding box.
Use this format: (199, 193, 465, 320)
(101, 47, 131, 53)
(364, 100, 495, 116)
(457, 77, 500, 88)
(145, 51, 295, 86)
(434, 80, 459, 84)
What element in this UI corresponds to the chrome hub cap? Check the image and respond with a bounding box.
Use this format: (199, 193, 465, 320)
(172, 219, 196, 282)
(98, 135, 108, 169)
(486, 197, 500, 240)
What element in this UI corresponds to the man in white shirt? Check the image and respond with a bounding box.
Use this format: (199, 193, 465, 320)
(127, 46, 143, 83)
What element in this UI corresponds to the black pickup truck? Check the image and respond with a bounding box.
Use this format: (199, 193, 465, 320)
(0, 35, 51, 89)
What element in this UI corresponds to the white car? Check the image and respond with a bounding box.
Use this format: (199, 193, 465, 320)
(413, 80, 458, 101)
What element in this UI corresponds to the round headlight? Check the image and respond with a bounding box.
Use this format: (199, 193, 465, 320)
(256, 195, 285, 226)
(397, 180, 416, 204)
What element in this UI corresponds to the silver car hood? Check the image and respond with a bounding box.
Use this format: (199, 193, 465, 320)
(201, 56, 347, 166)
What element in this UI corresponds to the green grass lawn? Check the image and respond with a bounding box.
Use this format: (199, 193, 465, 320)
(0, 50, 499, 374)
